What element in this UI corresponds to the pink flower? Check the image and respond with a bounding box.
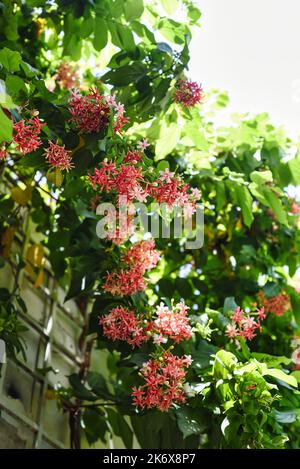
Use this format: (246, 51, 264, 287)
(290, 202, 300, 215)
(99, 306, 151, 348)
(132, 352, 191, 411)
(153, 301, 193, 343)
(13, 117, 44, 154)
(191, 188, 201, 200)
(69, 89, 110, 134)
(174, 79, 203, 108)
(44, 141, 73, 171)
(231, 307, 244, 324)
(137, 139, 150, 150)
(225, 324, 238, 339)
(159, 168, 175, 182)
(123, 240, 160, 274)
(292, 347, 300, 366)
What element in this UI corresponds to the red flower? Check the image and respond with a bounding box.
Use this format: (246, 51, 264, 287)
(44, 141, 73, 171)
(69, 89, 110, 134)
(226, 306, 266, 342)
(132, 352, 191, 412)
(13, 117, 44, 154)
(123, 149, 142, 163)
(99, 306, 151, 348)
(257, 291, 290, 317)
(174, 79, 203, 108)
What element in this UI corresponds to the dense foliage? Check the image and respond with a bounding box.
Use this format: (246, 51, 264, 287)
(0, 0, 300, 449)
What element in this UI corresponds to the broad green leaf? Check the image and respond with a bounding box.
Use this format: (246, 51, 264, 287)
(250, 170, 273, 185)
(0, 107, 13, 143)
(234, 184, 254, 227)
(124, 0, 144, 20)
(0, 48, 22, 72)
(264, 369, 298, 388)
(176, 407, 208, 439)
(94, 17, 108, 51)
(102, 62, 147, 87)
(155, 121, 180, 160)
(161, 0, 178, 15)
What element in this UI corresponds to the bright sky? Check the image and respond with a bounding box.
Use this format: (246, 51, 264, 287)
(189, 0, 300, 138)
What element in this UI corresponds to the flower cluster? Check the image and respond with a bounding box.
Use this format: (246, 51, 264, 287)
(290, 201, 300, 215)
(122, 240, 160, 274)
(55, 62, 79, 89)
(13, 117, 44, 154)
(89, 152, 201, 213)
(152, 302, 193, 344)
(69, 89, 129, 135)
(103, 240, 160, 296)
(69, 89, 111, 134)
(44, 141, 73, 171)
(99, 306, 151, 348)
(225, 306, 266, 342)
(132, 352, 192, 411)
(257, 291, 290, 317)
(174, 79, 203, 108)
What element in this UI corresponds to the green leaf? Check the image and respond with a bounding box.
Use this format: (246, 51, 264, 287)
(176, 407, 208, 439)
(264, 369, 298, 388)
(161, 0, 178, 15)
(250, 170, 273, 185)
(213, 350, 238, 379)
(223, 297, 238, 315)
(106, 409, 133, 449)
(83, 409, 109, 444)
(0, 48, 22, 72)
(251, 353, 292, 367)
(94, 17, 108, 51)
(124, 0, 144, 20)
(102, 62, 147, 87)
(68, 374, 98, 401)
(234, 184, 254, 227)
(0, 107, 13, 143)
(155, 121, 180, 160)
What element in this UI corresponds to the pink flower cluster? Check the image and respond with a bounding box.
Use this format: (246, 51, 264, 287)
(99, 306, 151, 348)
(13, 117, 44, 154)
(55, 62, 79, 90)
(174, 79, 203, 108)
(152, 302, 193, 344)
(257, 291, 290, 317)
(225, 306, 266, 341)
(44, 141, 74, 171)
(122, 240, 160, 274)
(132, 352, 192, 412)
(103, 240, 160, 296)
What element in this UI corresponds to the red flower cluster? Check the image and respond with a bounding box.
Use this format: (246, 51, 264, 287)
(89, 160, 146, 202)
(257, 291, 290, 317)
(56, 62, 79, 90)
(44, 141, 73, 171)
(132, 352, 192, 411)
(225, 306, 266, 341)
(123, 149, 142, 163)
(99, 306, 151, 348)
(103, 240, 160, 296)
(13, 117, 44, 154)
(103, 268, 146, 297)
(174, 79, 203, 108)
(69, 89, 111, 134)
(153, 301, 193, 344)
(122, 240, 160, 274)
